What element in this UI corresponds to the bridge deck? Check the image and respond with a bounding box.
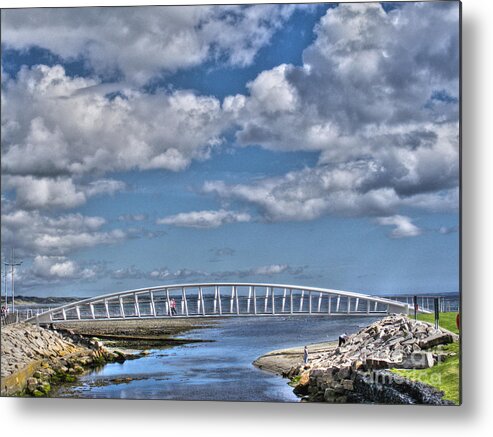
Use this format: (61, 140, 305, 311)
(26, 283, 410, 324)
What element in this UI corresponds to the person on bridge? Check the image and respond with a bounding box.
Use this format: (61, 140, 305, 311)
(170, 298, 177, 316)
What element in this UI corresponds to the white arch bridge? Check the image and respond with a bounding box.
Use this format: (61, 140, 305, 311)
(27, 283, 411, 324)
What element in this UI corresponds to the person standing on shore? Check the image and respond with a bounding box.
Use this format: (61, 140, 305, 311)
(1, 305, 6, 325)
(303, 345, 309, 364)
(338, 332, 348, 347)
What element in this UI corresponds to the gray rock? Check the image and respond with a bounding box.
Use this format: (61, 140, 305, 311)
(397, 352, 434, 369)
(366, 357, 395, 369)
(418, 333, 454, 349)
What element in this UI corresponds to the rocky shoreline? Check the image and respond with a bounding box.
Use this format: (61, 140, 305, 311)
(254, 314, 459, 405)
(1, 318, 214, 397)
(0, 323, 147, 397)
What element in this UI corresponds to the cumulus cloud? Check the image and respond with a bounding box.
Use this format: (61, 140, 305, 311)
(31, 256, 90, 279)
(4, 175, 125, 209)
(217, 2, 459, 225)
(1, 210, 126, 256)
(157, 209, 251, 228)
(376, 215, 422, 239)
(2, 3, 459, 225)
(203, 164, 458, 223)
(15, 255, 103, 288)
(199, 2, 459, 231)
(32, 256, 74, 279)
(1, 65, 228, 179)
(1, 5, 297, 83)
(1, 1, 459, 288)
(231, 2, 459, 154)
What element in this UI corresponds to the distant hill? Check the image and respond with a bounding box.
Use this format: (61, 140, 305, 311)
(11, 295, 84, 305)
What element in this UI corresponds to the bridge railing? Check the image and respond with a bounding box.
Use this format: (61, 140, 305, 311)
(1, 307, 56, 326)
(26, 283, 410, 324)
(385, 295, 460, 313)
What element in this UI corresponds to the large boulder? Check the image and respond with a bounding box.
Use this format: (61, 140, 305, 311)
(397, 351, 434, 369)
(366, 357, 395, 369)
(293, 370, 310, 395)
(418, 333, 454, 349)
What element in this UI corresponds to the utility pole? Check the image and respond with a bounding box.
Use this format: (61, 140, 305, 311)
(4, 248, 22, 313)
(2, 263, 7, 307)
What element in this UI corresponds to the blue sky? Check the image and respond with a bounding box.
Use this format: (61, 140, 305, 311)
(1, 2, 460, 297)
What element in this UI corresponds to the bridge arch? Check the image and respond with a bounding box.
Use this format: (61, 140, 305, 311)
(27, 283, 410, 324)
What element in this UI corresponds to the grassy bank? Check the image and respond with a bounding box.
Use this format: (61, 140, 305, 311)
(410, 311, 459, 335)
(391, 312, 460, 405)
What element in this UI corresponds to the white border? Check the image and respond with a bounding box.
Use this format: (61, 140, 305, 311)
(1, 0, 493, 435)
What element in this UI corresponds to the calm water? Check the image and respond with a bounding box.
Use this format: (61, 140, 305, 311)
(53, 316, 380, 402)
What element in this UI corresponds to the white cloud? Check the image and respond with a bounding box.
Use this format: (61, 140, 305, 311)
(222, 2, 459, 221)
(111, 266, 144, 280)
(246, 64, 298, 114)
(31, 256, 78, 279)
(108, 263, 305, 281)
(1, 1, 459, 262)
(2, 65, 229, 179)
(376, 215, 422, 239)
(4, 175, 125, 209)
(1, 5, 297, 84)
(84, 179, 126, 198)
(148, 267, 209, 281)
(5, 176, 86, 210)
(1, 210, 126, 256)
(202, 157, 458, 224)
(254, 264, 290, 275)
(202, 162, 401, 221)
(157, 209, 251, 228)
(16, 255, 101, 288)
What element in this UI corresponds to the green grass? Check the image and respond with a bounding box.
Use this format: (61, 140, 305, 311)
(288, 375, 301, 387)
(392, 342, 460, 404)
(409, 311, 460, 335)
(390, 312, 460, 405)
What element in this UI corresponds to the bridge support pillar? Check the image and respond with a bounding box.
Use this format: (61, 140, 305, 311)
(253, 286, 257, 315)
(271, 287, 275, 315)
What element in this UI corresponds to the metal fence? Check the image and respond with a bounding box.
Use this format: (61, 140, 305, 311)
(385, 295, 460, 313)
(1, 307, 54, 326)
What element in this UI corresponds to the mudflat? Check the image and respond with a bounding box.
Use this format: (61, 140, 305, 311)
(56, 317, 217, 339)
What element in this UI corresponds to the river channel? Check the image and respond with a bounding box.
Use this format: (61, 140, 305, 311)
(53, 315, 380, 402)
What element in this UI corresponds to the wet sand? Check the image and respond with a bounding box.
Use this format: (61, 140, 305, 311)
(253, 341, 338, 375)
